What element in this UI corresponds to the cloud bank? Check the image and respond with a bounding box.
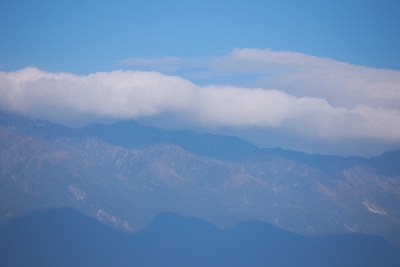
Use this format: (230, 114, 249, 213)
(210, 49, 400, 110)
(1, 49, 400, 149)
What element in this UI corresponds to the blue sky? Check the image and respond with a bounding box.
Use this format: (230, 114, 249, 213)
(1, 0, 400, 156)
(1, 0, 400, 72)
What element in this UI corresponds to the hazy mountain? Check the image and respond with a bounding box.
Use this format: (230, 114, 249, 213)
(1, 110, 400, 247)
(1, 208, 399, 267)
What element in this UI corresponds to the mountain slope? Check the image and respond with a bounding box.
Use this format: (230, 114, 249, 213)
(1, 208, 400, 267)
(1, 110, 400, 246)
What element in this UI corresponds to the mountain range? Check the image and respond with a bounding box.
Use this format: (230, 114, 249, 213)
(1, 208, 400, 267)
(1, 109, 400, 250)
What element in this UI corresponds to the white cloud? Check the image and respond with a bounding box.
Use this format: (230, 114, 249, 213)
(0, 67, 197, 123)
(1, 49, 400, 149)
(208, 48, 400, 110)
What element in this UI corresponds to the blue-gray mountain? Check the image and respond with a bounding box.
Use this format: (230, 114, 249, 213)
(1, 110, 400, 247)
(1, 208, 400, 267)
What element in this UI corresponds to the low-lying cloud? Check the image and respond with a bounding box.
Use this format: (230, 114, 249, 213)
(1, 49, 400, 149)
(210, 49, 400, 110)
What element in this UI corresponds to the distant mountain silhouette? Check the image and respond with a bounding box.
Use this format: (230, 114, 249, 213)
(370, 150, 400, 177)
(0, 109, 75, 139)
(64, 118, 400, 176)
(2, 109, 398, 173)
(1, 208, 399, 267)
(82, 120, 260, 160)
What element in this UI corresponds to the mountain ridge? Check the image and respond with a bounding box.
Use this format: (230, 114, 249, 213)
(1, 109, 400, 247)
(1, 208, 400, 267)
(1, 109, 398, 166)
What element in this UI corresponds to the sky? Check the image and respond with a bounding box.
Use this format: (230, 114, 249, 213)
(0, 0, 400, 156)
